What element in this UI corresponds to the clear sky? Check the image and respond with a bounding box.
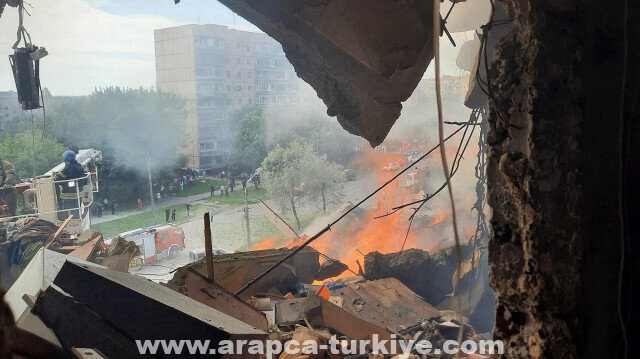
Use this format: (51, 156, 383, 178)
(0, 0, 473, 96)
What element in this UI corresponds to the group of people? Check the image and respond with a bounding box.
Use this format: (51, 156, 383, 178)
(164, 207, 177, 222)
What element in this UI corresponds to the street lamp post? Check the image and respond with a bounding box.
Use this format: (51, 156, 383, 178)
(147, 152, 157, 225)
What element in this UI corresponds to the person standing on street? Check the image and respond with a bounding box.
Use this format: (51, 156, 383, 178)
(186, 202, 192, 217)
(165, 208, 170, 222)
(209, 209, 214, 222)
(171, 208, 176, 221)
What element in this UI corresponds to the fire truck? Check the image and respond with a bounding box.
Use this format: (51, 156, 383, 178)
(108, 224, 186, 266)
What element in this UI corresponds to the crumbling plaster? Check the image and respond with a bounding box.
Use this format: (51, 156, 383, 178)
(487, 0, 637, 357)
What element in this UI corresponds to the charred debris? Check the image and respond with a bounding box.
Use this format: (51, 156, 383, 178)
(0, 209, 494, 358)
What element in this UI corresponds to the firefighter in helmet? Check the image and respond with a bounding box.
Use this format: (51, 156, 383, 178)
(54, 150, 87, 219)
(0, 153, 19, 217)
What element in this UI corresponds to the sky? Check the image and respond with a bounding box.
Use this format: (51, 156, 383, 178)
(0, 0, 478, 96)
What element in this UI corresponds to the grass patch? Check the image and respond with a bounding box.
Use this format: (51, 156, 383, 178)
(203, 187, 270, 206)
(92, 202, 214, 238)
(214, 214, 286, 249)
(172, 178, 224, 197)
(235, 210, 319, 251)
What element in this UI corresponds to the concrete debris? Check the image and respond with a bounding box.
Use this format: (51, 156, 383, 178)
(316, 259, 349, 281)
(0, 218, 493, 359)
(364, 246, 495, 333)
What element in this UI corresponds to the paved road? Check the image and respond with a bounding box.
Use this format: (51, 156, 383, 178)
(122, 171, 379, 282)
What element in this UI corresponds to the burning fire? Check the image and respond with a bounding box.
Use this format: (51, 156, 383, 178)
(252, 136, 479, 281)
(429, 211, 450, 225)
(250, 236, 281, 251)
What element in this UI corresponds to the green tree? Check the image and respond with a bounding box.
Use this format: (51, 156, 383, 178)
(0, 131, 68, 179)
(305, 154, 346, 213)
(44, 87, 188, 205)
(261, 141, 345, 230)
(230, 108, 267, 173)
(261, 141, 309, 231)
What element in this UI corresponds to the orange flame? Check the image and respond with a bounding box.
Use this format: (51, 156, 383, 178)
(254, 135, 480, 281)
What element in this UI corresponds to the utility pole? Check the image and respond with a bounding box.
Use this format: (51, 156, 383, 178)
(147, 152, 157, 225)
(244, 187, 250, 248)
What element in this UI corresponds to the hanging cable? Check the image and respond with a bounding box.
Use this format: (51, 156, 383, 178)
(12, 2, 32, 49)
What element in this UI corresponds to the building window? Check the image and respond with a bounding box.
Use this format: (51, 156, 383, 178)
(226, 85, 232, 92)
(236, 85, 242, 91)
(249, 98, 253, 104)
(237, 57, 241, 64)
(247, 71, 252, 79)
(226, 71, 231, 78)
(237, 71, 242, 79)
(238, 98, 243, 106)
(246, 58, 251, 65)
(248, 85, 253, 92)
(245, 44, 251, 52)
(236, 43, 242, 50)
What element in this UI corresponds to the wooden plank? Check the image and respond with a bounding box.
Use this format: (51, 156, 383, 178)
(54, 261, 266, 359)
(21, 293, 36, 308)
(304, 292, 391, 342)
(260, 200, 299, 239)
(167, 267, 269, 332)
(204, 212, 215, 280)
(68, 235, 103, 261)
(32, 286, 144, 358)
(332, 277, 439, 331)
(44, 215, 73, 249)
(171, 247, 320, 298)
(57, 245, 80, 252)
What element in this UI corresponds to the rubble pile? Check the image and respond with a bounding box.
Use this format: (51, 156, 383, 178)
(364, 246, 473, 305)
(0, 218, 71, 288)
(364, 245, 495, 333)
(0, 219, 494, 357)
(164, 249, 493, 359)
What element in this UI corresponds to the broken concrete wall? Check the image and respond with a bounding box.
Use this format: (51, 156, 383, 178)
(218, 0, 434, 146)
(487, 0, 638, 357)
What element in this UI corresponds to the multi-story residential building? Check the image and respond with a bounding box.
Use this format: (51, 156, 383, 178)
(154, 24, 301, 170)
(0, 91, 22, 131)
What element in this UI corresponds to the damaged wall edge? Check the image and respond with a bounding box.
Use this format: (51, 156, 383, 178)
(50, 261, 267, 358)
(218, 0, 435, 146)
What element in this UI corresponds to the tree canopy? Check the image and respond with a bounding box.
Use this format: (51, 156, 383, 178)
(48, 87, 187, 170)
(229, 107, 267, 172)
(0, 87, 188, 206)
(0, 131, 68, 179)
(261, 141, 345, 230)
